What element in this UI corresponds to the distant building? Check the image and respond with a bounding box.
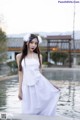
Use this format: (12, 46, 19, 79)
(7, 35, 47, 62)
(7, 37, 23, 62)
(7, 33, 80, 66)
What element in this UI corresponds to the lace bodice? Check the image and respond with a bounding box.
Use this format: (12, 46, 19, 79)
(21, 57, 41, 86)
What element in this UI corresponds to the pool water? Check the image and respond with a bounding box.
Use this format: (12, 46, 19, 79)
(0, 69, 80, 119)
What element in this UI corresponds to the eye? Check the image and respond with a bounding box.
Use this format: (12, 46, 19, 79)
(35, 42, 37, 45)
(30, 41, 33, 44)
(30, 41, 37, 45)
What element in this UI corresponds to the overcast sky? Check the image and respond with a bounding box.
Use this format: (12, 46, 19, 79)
(0, 0, 80, 34)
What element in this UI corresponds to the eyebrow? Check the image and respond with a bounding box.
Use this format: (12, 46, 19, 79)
(30, 41, 38, 43)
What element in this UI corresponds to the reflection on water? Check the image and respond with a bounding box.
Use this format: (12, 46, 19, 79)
(0, 70, 80, 119)
(0, 78, 21, 113)
(42, 69, 80, 81)
(0, 82, 7, 110)
(55, 80, 80, 119)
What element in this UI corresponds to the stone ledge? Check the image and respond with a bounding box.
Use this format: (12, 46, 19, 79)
(0, 75, 18, 81)
(13, 114, 74, 120)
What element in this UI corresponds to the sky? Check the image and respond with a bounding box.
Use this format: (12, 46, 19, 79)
(0, 0, 80, 34)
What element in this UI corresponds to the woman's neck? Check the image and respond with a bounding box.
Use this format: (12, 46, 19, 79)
(27, 51, 34, 57)
(27, 51, 33, 54)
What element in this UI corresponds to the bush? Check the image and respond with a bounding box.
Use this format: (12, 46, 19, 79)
(7, 60, 18, 68)
(43, 61, 48, 65)
(50, 51, 68, 65)
(41, 52, 48, 62)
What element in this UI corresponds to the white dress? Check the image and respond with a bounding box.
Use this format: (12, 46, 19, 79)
(21, 57, 60, 116)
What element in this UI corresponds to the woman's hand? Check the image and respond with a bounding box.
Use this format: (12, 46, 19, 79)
(18, 91, 22, 100)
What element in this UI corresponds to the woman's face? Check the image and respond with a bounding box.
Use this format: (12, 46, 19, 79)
(27, 38, 38, 52)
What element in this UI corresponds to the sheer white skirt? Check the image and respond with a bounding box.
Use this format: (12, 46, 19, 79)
(22, 74, 60, 116)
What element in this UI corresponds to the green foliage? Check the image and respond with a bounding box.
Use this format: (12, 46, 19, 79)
(7, 60, 18, 68)
(0, 28, 6, 41)
(41, 52, 48, 62)
(0, 28, 7, 62)
(51, 52, 60, 64)
(7, 60, 18, 75)
(43, 61, 48, 65)
(50, 51, 68, 64)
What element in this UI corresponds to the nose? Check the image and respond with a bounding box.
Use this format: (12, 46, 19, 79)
(32, 43, 36, 47)
(32, 45, 35, 47)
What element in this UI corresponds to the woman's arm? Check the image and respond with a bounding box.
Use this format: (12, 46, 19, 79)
(16, 53, 23, 100)
(39, 54, 43, 73)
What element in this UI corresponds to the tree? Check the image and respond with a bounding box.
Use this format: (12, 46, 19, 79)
(50, 52, 61, 65)
(59, 52, 68, 65)
(0, 28, 7, 63)
(50, 51, 68, 65)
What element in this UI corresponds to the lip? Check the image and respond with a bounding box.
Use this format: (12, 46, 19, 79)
(31, 48, 35, 50)
(31, 48, 35, 49)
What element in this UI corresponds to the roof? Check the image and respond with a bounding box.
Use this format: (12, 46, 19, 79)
(7, 37, 23, 48)
(46, 35, 72, 40)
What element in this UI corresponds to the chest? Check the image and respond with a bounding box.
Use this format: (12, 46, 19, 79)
(21, 58, 40, 69)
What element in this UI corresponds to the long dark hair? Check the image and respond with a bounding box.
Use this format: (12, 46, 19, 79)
(19, 34, 41, 71)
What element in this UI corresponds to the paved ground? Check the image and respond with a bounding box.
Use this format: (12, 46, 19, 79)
(14, 114, 76, 120)
(0, 113, 77, 120)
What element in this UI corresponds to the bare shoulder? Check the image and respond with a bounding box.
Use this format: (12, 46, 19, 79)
(16, 53, 22, 60)
(16, 53, 22, 66)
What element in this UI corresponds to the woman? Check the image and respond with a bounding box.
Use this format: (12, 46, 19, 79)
(16, 33, 60, 116)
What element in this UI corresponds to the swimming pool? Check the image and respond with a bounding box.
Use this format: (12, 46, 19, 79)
(0, 68, 80, 119)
